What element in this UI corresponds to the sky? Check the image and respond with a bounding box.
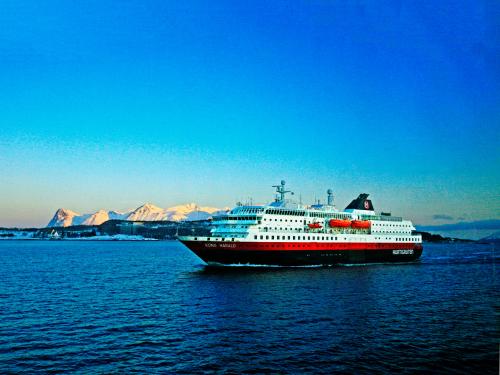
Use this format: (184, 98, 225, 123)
(0, 0, 499, 233)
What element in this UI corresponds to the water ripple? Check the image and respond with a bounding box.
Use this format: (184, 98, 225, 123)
(0, 241, 497, 374)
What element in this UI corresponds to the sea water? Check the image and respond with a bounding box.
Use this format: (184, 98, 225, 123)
(0, 241, 497, 374)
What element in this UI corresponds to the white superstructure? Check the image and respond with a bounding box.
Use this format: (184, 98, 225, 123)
(205, 180, 422, 245)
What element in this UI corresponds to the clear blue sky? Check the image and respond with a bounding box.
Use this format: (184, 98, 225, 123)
(0, 0, 499, 228)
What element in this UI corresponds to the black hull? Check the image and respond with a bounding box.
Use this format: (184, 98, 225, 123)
(183, 243, 423, 267)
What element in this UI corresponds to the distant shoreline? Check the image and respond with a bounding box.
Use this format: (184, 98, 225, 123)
(0, 228, 486, 243)
(413, 231, 475, 243)
(2, 221, 497, 243)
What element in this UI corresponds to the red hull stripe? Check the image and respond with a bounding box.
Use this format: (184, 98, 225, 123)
(184, 241, 422, 252)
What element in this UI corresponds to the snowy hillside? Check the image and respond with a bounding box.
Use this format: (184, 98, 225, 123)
(126, 204, 166, 221)
(47, 203, 228, 227)
(47, 209, 81, 227)
(479, 231, 500, 242)
(164, 203, 222, 221)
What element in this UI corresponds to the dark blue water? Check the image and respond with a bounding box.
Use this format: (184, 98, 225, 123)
(0, 241, 498, 374)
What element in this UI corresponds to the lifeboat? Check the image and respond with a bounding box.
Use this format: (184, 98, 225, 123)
(329, 219, 352, 228)
(351, 220, 371, 229)
(308, 222, 322, 229)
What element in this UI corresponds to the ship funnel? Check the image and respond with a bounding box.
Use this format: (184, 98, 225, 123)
(327, 189, 334, 206)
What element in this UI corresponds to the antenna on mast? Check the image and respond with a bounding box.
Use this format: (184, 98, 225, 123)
(272, 180, 294, 202)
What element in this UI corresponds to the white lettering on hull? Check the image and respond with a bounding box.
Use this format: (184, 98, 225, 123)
(204, 243, 237, 248)
(392, 249, 414, 255)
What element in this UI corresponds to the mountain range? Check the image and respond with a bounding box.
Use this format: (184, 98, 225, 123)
(47, 203, 229, 227)
(478, 231, 500, 242)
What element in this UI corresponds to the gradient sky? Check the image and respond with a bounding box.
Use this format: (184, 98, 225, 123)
(0, 0, 499, 229)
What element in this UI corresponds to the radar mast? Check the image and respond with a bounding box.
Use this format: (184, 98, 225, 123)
(272, 180, 294, 202)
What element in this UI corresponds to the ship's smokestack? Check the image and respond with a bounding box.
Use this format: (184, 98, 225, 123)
(327, 189, 333, 206)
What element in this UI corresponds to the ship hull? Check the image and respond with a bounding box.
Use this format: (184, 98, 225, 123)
(180, 240, 423, 266)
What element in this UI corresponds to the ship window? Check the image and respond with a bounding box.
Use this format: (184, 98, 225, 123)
(254, 235, 257, 239)
(271, 236, 274, 240)
(266, 235, 269, 239)
(260, 235, 263, 240)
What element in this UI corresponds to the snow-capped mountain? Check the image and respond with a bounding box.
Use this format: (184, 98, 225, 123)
(47, 208, 127, 227)
(126, 204, 166, 221)
(479, 231, 500, 242)
(164, 203, 222, 221)
(81, 210, 113, 226)
(47, 203, 228, 227)
(108, 211, 129, 220)
(47, 208, 82, 227)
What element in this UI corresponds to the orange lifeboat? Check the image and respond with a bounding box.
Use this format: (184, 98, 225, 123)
(329, 219, 352, 228)
(308, 222, 322, 229)
(351, 220, 371, 229)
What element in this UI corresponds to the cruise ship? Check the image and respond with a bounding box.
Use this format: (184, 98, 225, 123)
(179, 181, 423, 266)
